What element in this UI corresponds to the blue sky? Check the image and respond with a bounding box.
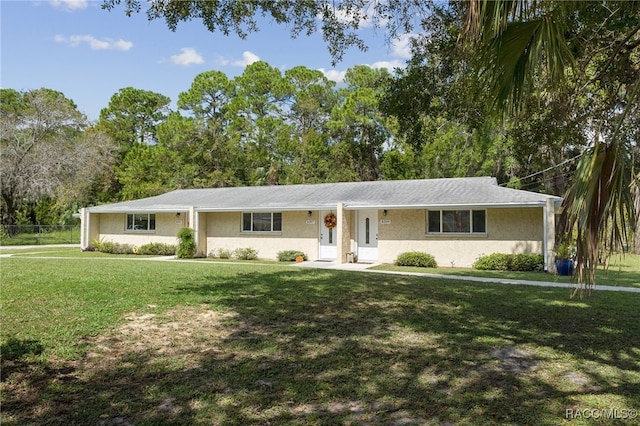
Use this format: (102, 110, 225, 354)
(1, 0, 412, 121)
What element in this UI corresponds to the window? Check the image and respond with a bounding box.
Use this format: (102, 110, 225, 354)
(427, 210, 486, 234)
(242, 212, 282, 232)
(126, 213, 155, 231)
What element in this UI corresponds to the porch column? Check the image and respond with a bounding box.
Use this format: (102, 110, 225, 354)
(196, 211, 208, 258)
(80, 208, 89, 250)
(336, 203, 350, 264)
(545, 198, 556, 273)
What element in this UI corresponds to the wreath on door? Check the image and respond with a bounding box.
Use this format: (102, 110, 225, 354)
(324, 212, 337, 229)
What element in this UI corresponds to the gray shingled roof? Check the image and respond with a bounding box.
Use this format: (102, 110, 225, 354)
(86, 177, 561, 213)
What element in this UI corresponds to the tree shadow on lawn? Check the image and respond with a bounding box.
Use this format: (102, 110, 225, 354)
(3, 269, 639, 425)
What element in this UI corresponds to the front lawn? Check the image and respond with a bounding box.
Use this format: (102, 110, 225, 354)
(1, 254, 639, 425)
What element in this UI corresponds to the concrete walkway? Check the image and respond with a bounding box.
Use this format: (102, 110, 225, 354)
(293, 260, 640, 293)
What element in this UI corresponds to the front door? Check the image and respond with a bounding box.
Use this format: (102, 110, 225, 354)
(357, 209, 378, 262)
(319, 210, 337, 260)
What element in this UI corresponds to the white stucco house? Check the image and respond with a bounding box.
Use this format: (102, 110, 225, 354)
(79, 177, 562, 270)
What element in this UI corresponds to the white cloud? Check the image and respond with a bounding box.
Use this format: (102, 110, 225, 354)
(170, 48, 205, 66)
(390, 34, 415, 59)
(214, 51, 260, 68)
(232, 51, 260, 67)
(318, 68, 347, 85)
(49, 0, 88, 11)
(214, 55, 231, 67)
(54, 34, 133, 51)
(370, 59, 405, 71)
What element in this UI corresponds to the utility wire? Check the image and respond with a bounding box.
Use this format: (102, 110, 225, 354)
(500, 152, 585, 187)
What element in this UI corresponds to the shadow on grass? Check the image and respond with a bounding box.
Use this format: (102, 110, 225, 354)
(3, 269, 639, 425)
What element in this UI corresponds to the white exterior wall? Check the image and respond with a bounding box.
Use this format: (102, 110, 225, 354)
(377, 207, 544, 267)
(205, 211, 319, 260)
(97, 212, 184, 246)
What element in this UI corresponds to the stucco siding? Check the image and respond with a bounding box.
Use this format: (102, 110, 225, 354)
(205, 211, 319, 260)
(377, 207, 544, 267)
(97, 213, 182, 246)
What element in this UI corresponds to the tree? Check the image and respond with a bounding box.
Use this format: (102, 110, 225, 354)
(98, 87, 171, 156)
(102, 0, 425, 64)
(328, 66, 393, 181)
(462, 1, 639, 291)
(380, 5, 516, 184)
(0, 88, 116, 227)
(102, 0, 639, 290)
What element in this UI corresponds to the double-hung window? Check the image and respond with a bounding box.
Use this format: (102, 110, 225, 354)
(242, 212, 282, 232)
(126, 213, 155, 231)
(427, 210, 486, 234)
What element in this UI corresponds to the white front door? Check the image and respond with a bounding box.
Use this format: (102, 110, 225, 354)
(357, 209, 378, 262)
(319, 210, 337, 260)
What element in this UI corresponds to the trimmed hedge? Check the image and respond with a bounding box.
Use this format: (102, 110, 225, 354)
(137, 243, 176, 256)
(395, 251, 437, 268)
(277, 250, 307, 262)
(93, 240, 176, 256)
(474, 253, 544, 271)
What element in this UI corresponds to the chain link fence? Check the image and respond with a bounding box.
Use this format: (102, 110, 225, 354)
(1, 225, 80, 246)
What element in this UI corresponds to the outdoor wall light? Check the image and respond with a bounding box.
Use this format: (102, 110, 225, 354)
(176, 212, 181, 217)
(308, 211, 313, 217)
(383, 209, 388, 216)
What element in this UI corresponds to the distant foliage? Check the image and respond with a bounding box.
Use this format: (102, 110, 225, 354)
(395, 251, 437, 268)
(474, 253, 544, 271)
(176, 227, 196, 259)
(233, 247, 258, 260)
(277, 250, 307, 262)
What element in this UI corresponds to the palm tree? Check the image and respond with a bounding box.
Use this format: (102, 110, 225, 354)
(461, 0, 640, 294)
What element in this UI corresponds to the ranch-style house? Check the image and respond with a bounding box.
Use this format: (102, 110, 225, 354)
(79, 177, 562, 270)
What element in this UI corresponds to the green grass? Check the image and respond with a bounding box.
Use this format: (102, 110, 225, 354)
(373, 253, 640, 288)
(0, 227, 80, 245)
(1, 253, 639, 425)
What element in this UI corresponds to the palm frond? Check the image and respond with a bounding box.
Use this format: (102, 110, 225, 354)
(562, 140, 632, 294)
(480, 13, 574, 113)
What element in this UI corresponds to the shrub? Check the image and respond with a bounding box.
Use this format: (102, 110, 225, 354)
(474, 253, 544, 271)
(95, 241, 135, 255)
(233, 247, 258, 260)
(395, 251, 437, 268)
(473, 253, 511, 270)
(510, 253, 544, 271)
(138, 243, 176, 256)
(277, 250, 307, 262)
(176, 227, 196, 259)
(216, 248, 232, 259)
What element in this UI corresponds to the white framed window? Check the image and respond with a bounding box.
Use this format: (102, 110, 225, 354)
(427, 210, 486, 234)
(126, 213, 156, 231)
(242, 212, 282, 232)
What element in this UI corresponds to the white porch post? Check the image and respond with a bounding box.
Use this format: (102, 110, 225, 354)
(545, 198, 557, 273)
(80, 207, 89, 250)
